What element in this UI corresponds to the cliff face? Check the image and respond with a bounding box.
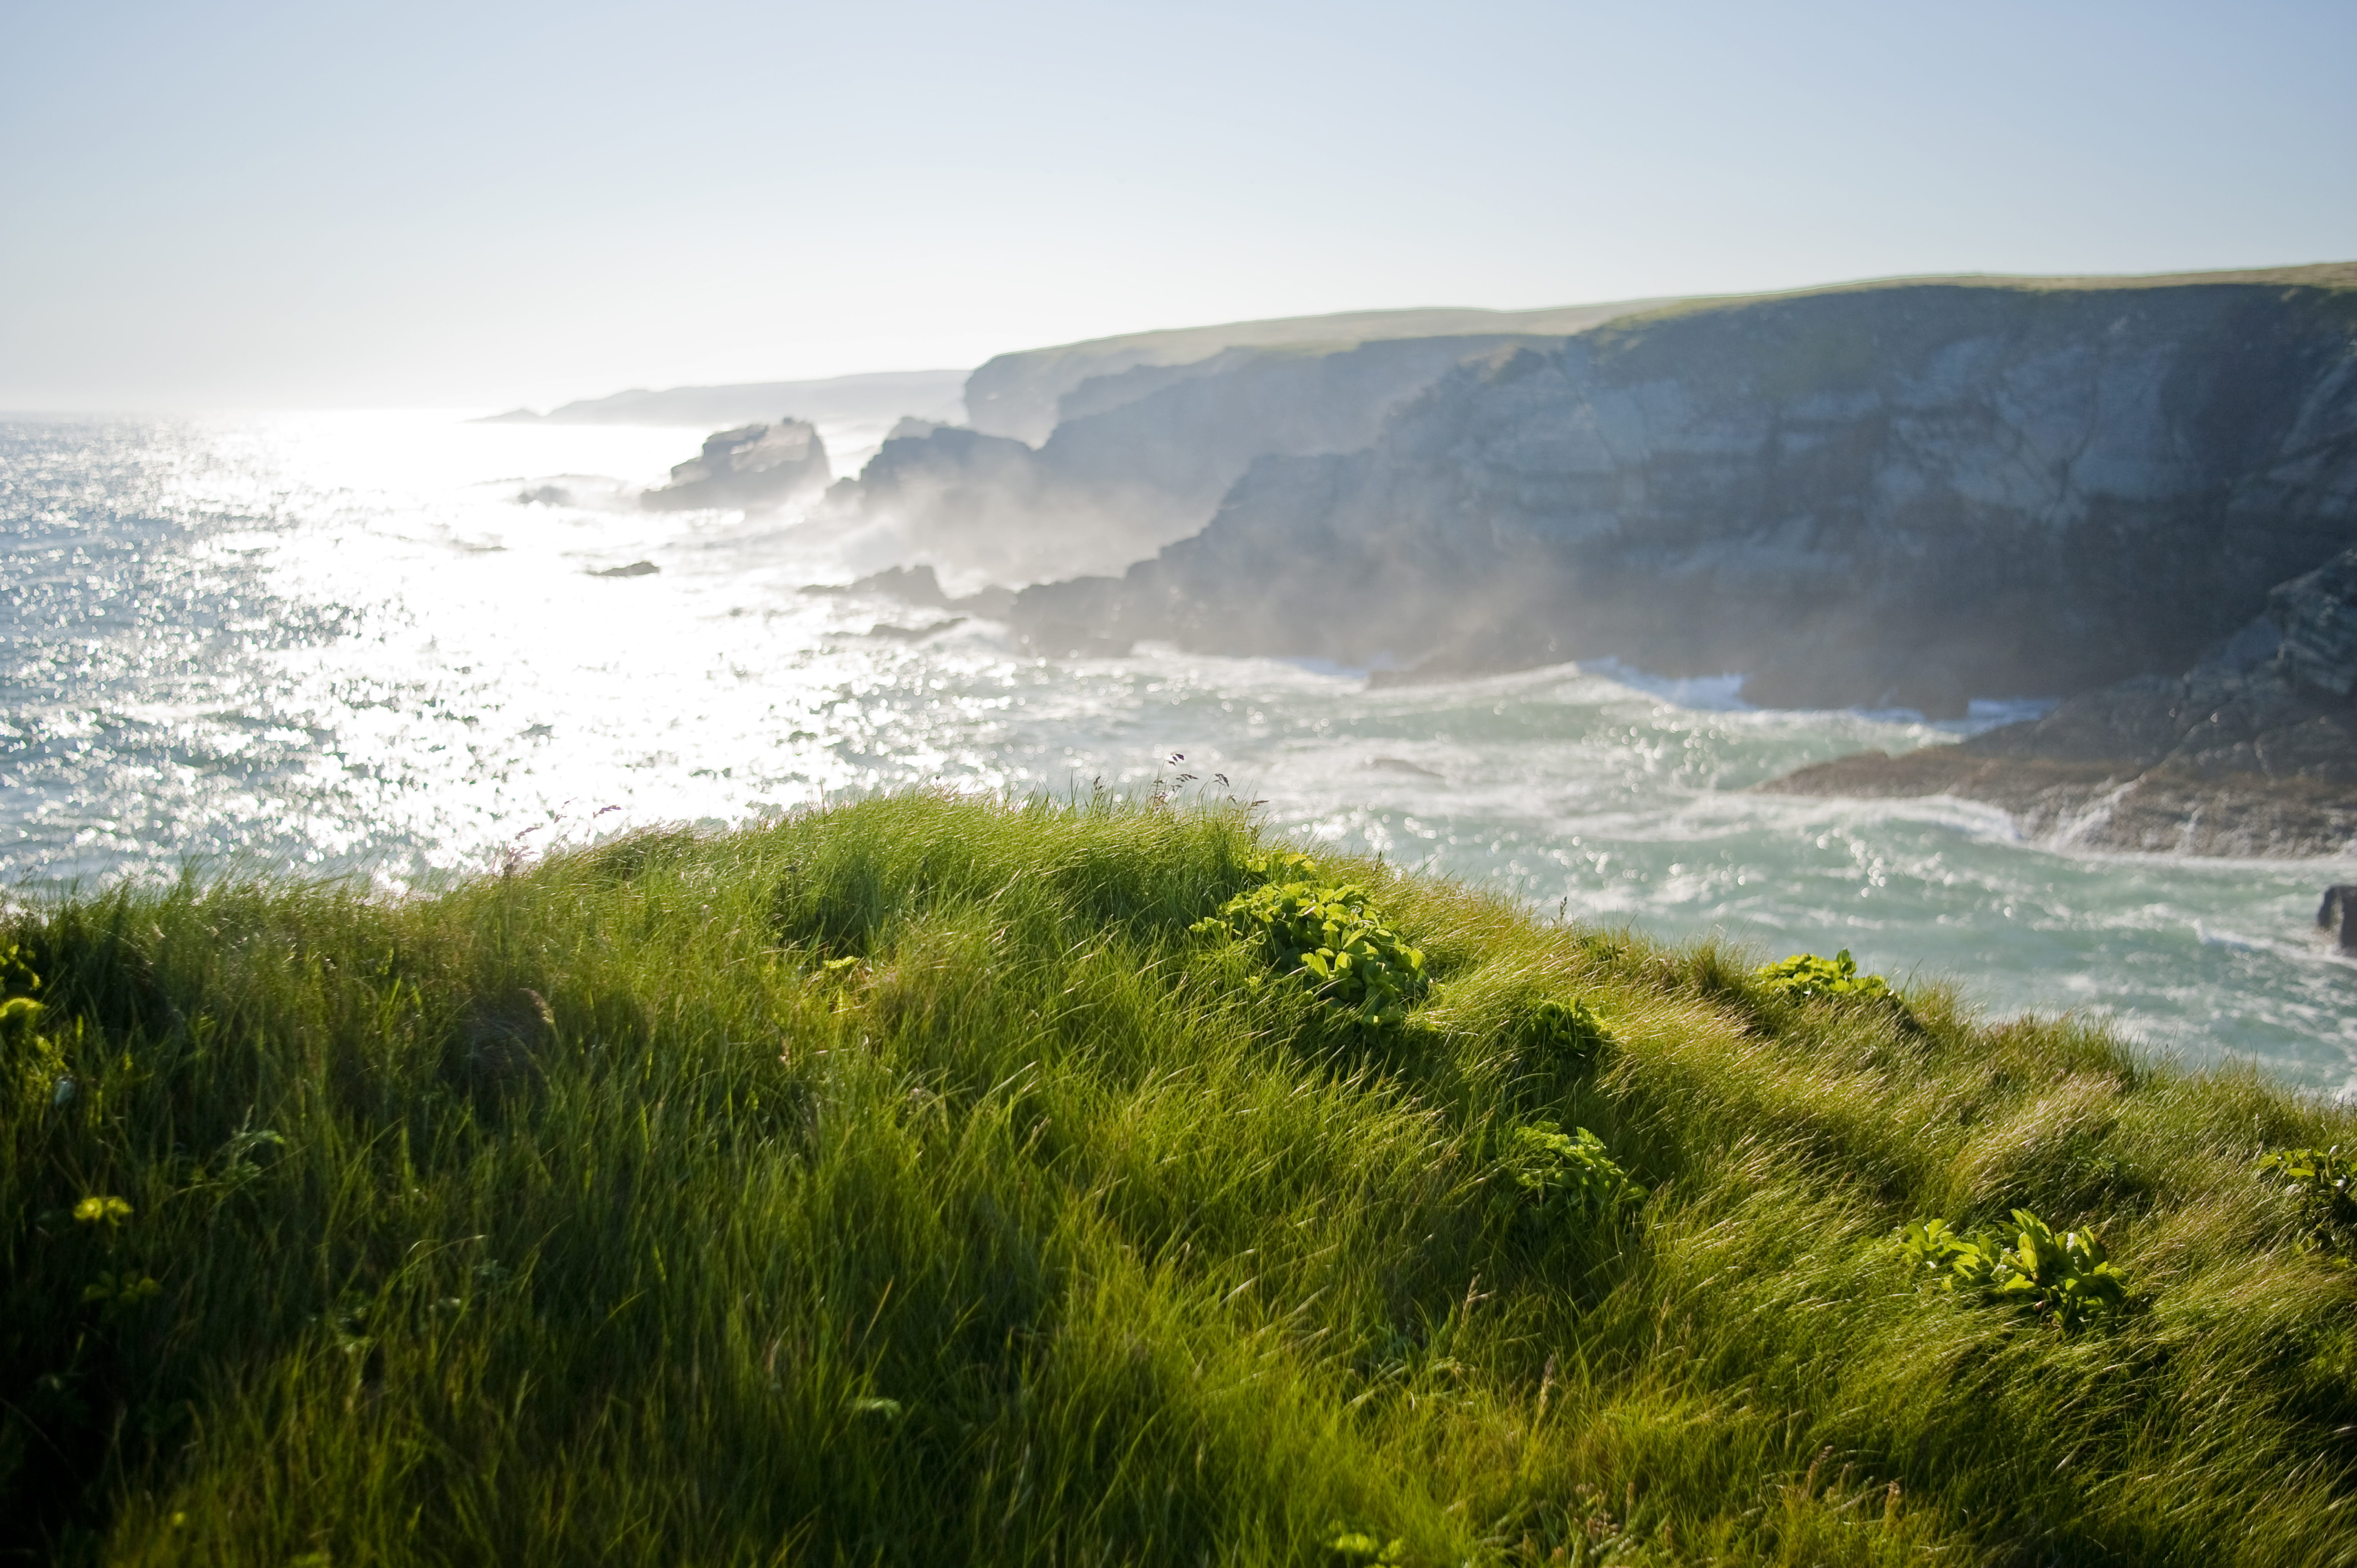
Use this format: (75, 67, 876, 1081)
(1014, 271, 2357, 716)
(827, 335, 1571, 586)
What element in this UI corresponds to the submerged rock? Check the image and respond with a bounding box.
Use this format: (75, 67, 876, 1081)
(860, 618, 966, 642)
(1366, 756, 1446, 781)
(641, 420, 831, 512)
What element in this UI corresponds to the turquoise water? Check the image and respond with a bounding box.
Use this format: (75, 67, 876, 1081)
(6, 410, 2355, 1090)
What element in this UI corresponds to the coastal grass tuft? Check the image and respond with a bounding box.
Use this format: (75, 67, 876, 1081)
(3, 791, 2357, 1564)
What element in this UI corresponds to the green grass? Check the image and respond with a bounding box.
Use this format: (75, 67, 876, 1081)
(5, 791, 2356, 1565)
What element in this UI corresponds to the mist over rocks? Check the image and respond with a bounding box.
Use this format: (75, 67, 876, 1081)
(821, 334, 1581, 586)
(642, 419, 831, 512)
(796, 562, 1016, 621)
(1008, 267, 2357, 720)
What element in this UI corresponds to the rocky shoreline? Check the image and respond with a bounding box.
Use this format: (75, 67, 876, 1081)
(1762, 545, 2357, 856)
(1760, 748, 2357, 857)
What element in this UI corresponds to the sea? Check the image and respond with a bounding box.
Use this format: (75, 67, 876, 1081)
(6, 409, 2356, 1093)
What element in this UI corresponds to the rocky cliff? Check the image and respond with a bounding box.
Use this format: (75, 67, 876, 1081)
(642, 420, 831, 511)
(1011, 267, 2357, 718)
(1764, 544, 2357, 855)
(825, 334, 1588, 586)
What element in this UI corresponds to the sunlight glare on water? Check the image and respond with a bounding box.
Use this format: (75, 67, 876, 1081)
(5, 411, 2356, 1091)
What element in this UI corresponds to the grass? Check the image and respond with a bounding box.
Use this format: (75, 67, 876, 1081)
(3, 790, 2356, 1565)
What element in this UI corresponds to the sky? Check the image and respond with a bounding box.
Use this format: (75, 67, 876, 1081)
(3, 0, 2352, 411)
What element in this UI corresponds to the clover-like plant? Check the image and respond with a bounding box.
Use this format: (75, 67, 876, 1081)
(1755, 948, 1892, 1003)
(1192, 854, 1428, 1025)
(1902, 1209, 2128, 1331)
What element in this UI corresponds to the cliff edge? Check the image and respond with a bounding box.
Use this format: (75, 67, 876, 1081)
(1010, 267, 2357, 721)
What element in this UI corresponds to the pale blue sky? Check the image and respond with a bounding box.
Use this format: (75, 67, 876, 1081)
(3, 0, 2351, 409)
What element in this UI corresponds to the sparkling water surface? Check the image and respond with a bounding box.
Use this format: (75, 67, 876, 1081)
(6, 411, 2355, 1091)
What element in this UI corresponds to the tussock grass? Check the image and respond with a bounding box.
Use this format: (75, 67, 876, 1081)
(4, 792, 2355, 1565)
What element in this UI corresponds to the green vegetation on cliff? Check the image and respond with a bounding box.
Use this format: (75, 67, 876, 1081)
(5, 794, 2356, 1565)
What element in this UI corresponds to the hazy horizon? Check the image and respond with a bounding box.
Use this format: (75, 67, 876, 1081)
(15, 262, 2357, 422)
(5, 0, 2352, 413)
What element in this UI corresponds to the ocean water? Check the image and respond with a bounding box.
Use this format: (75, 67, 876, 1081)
(6, 410, 2356, 1092)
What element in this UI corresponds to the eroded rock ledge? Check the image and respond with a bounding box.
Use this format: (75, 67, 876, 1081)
(1763, 750, 2357, 856)
(1763, 548, 2357, 856)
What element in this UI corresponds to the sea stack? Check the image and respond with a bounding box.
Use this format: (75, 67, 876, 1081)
(642, 419, 831, 512)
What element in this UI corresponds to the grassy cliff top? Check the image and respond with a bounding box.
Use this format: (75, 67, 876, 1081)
(1577, 260, 2357, 348)
(963, 264, 2355, 440)
(5, 793, 2356, 1565)
(963, 301, 1683, 440)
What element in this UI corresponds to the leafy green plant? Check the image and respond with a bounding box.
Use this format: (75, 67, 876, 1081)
(0, 938, 61, 1115)
(1192, 855, 1427, 1024)
(73, 1196, 132, 1227)
(1518, 996, 1612, 1061)
(1755, 949, 1892, 1003)
(1902, 1209, 2129, 1331)
(81, 1271, 162, 1314)
(2256, 1146, 2357, 1254)
(1325, 1527, 1409, 1563)
(1502, 1122, 1645, 1225)
(0, 937, 38, 997)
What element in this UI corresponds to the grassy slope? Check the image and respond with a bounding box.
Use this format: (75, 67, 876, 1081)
(4, 793, 2355, 1566)
(961, 303, 1684, 440)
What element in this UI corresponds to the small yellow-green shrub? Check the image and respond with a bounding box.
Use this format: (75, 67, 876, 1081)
(1191, 853, 1428, 1024)
(1903, 1209, 2129, 1331)
(1755, 947, 1891, 1002)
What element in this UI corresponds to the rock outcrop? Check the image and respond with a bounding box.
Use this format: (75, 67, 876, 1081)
(798, 563, 1016, 621)
(1009, 267, 2357, 717)
(642, 420, 831, 512)
(2319, 886, 2357, 949)
(824, 335, 1587, 586)
(1764, 545, 2357, 855)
